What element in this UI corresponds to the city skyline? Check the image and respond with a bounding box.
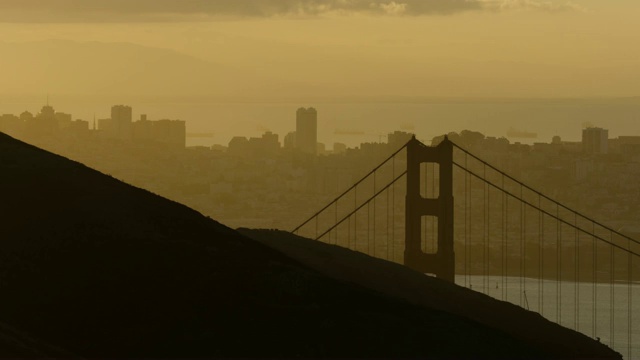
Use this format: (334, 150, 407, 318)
(0, 1, 639, 357)
(5, 100, 640, 152)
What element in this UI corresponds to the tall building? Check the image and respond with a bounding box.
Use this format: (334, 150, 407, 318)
(55, 112, 72, 129)
(260, 131, 280, 152)
(295, 107, 317, 156)
(111, 105, 133, 141)
(582, 127, 608, 154)
(388, 131, 413, 149)
(20, 111, 34, 123)
(28, 105, 58, 137)
(153, 119, 186, 148)
(132, 118, 186, 149)
(284, 132, 296, 150)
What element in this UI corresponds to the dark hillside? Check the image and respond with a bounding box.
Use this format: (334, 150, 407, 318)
(239, 228, 620, 359)
(0, 132, 619, 358)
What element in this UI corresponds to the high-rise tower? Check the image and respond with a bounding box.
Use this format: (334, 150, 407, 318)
(111, 105, 133, 140)
(295, 107, 317, 156)
(582, 127, 608, 154)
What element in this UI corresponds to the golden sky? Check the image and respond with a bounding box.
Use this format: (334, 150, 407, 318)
(1, 0, 639, 98)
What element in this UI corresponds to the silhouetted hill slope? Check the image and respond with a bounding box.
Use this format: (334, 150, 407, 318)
(239, 229, 621, 359)
(0, 132, 618, 358)
(0, 322, 76, 357)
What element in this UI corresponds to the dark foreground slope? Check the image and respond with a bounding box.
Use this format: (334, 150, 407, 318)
(0, 132, 618, 358)
(240, 229, 620, 359)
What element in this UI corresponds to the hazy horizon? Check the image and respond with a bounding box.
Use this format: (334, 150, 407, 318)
(1, 2, 640, 358)
(3, 1, 640, 147)
(1, 1, 640, 99)
(3, 94, 640, 148)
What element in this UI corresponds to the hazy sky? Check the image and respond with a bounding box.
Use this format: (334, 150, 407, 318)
(0, 0, 639, 98)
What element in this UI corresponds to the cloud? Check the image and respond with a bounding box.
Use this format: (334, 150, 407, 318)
(0, 0, 585, 23)
(378, 2, 409, 16)
(481, 0, 587, 13)
(0, 0, 484, 22)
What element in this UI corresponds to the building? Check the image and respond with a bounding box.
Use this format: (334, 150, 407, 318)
(98, 118, 115, 139)
(70, 119, 89, 131)
(228, 131, 280, 157)
(152, 120, 186, 148)
(388, 131, 413, 149)
(259, 131, 280, 153)
(0, 114, 23, 137)
(20, 111, 33, 122)
(295, 107, 317, 156)
(98, 105, 132, 140)
(228, 136, 249, 156)
(316, 142, 326, 155)
(55, 112, 72, 129)
(27, 105, 58, 137)
(616, 136, 640, 155)
(284, 132, 296, 150)
(111, 105, 133, 141)
(132, 118, 155, 142)
(333, 142, 347, 154)
(132, 118, 186, 148)
(67, 120, 90, 138)
(582, 127, 608, 155)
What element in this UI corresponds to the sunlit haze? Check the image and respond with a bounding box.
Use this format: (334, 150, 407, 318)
(1, 1, 640, 358)
(1, 0, 640, 146)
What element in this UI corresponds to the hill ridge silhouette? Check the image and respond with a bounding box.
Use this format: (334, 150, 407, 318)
(0, 132, 620, 358)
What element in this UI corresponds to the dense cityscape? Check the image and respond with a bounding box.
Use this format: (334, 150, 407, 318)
(2, 103, 639, 236)
(2, 1, 639, 357)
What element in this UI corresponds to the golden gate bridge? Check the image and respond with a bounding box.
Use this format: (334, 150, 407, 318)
(292, 136, 639, 358)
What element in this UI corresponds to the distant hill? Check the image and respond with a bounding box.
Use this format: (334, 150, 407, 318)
(2, 40, 639, 100)
(0, 132, 620, 358)
(0, 40, 274, 97)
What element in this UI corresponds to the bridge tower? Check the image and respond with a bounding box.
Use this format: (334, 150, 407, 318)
(404, 136, 455, 282)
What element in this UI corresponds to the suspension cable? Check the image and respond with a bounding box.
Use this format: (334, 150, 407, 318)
(373, 169, 376, 256)
(334, 201, 338, 245)
(315, 171, 407, 242)
(432, 162, 436, 253)
(628, 236, 632, 358)
(347, 215, 351, 249)
(465, 153, 469, 287)
(452, 143, 640, 352)
(453, 162, 640, 257)
(451, 141, 640, 247)
(484, 163, 488, 294)
(354, 185, 358, 251)
(292, 141, 409, 233)
(557, 203, 561, 324)
(392, 156, 396, 262)
(610, 230, 614, 348)
(502, 173, 506, 300)
(539, 194, 543, 313)
(454, 158, 640, 351)
(367, 202, 371, 255)
(423, 163, 427, 254)
(386, 184, 390, 260)
(593, 221, 597, 338)
(575, 212, 579, 331)
(469, 158, 473, 288)
(522, 185, 526, 308)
